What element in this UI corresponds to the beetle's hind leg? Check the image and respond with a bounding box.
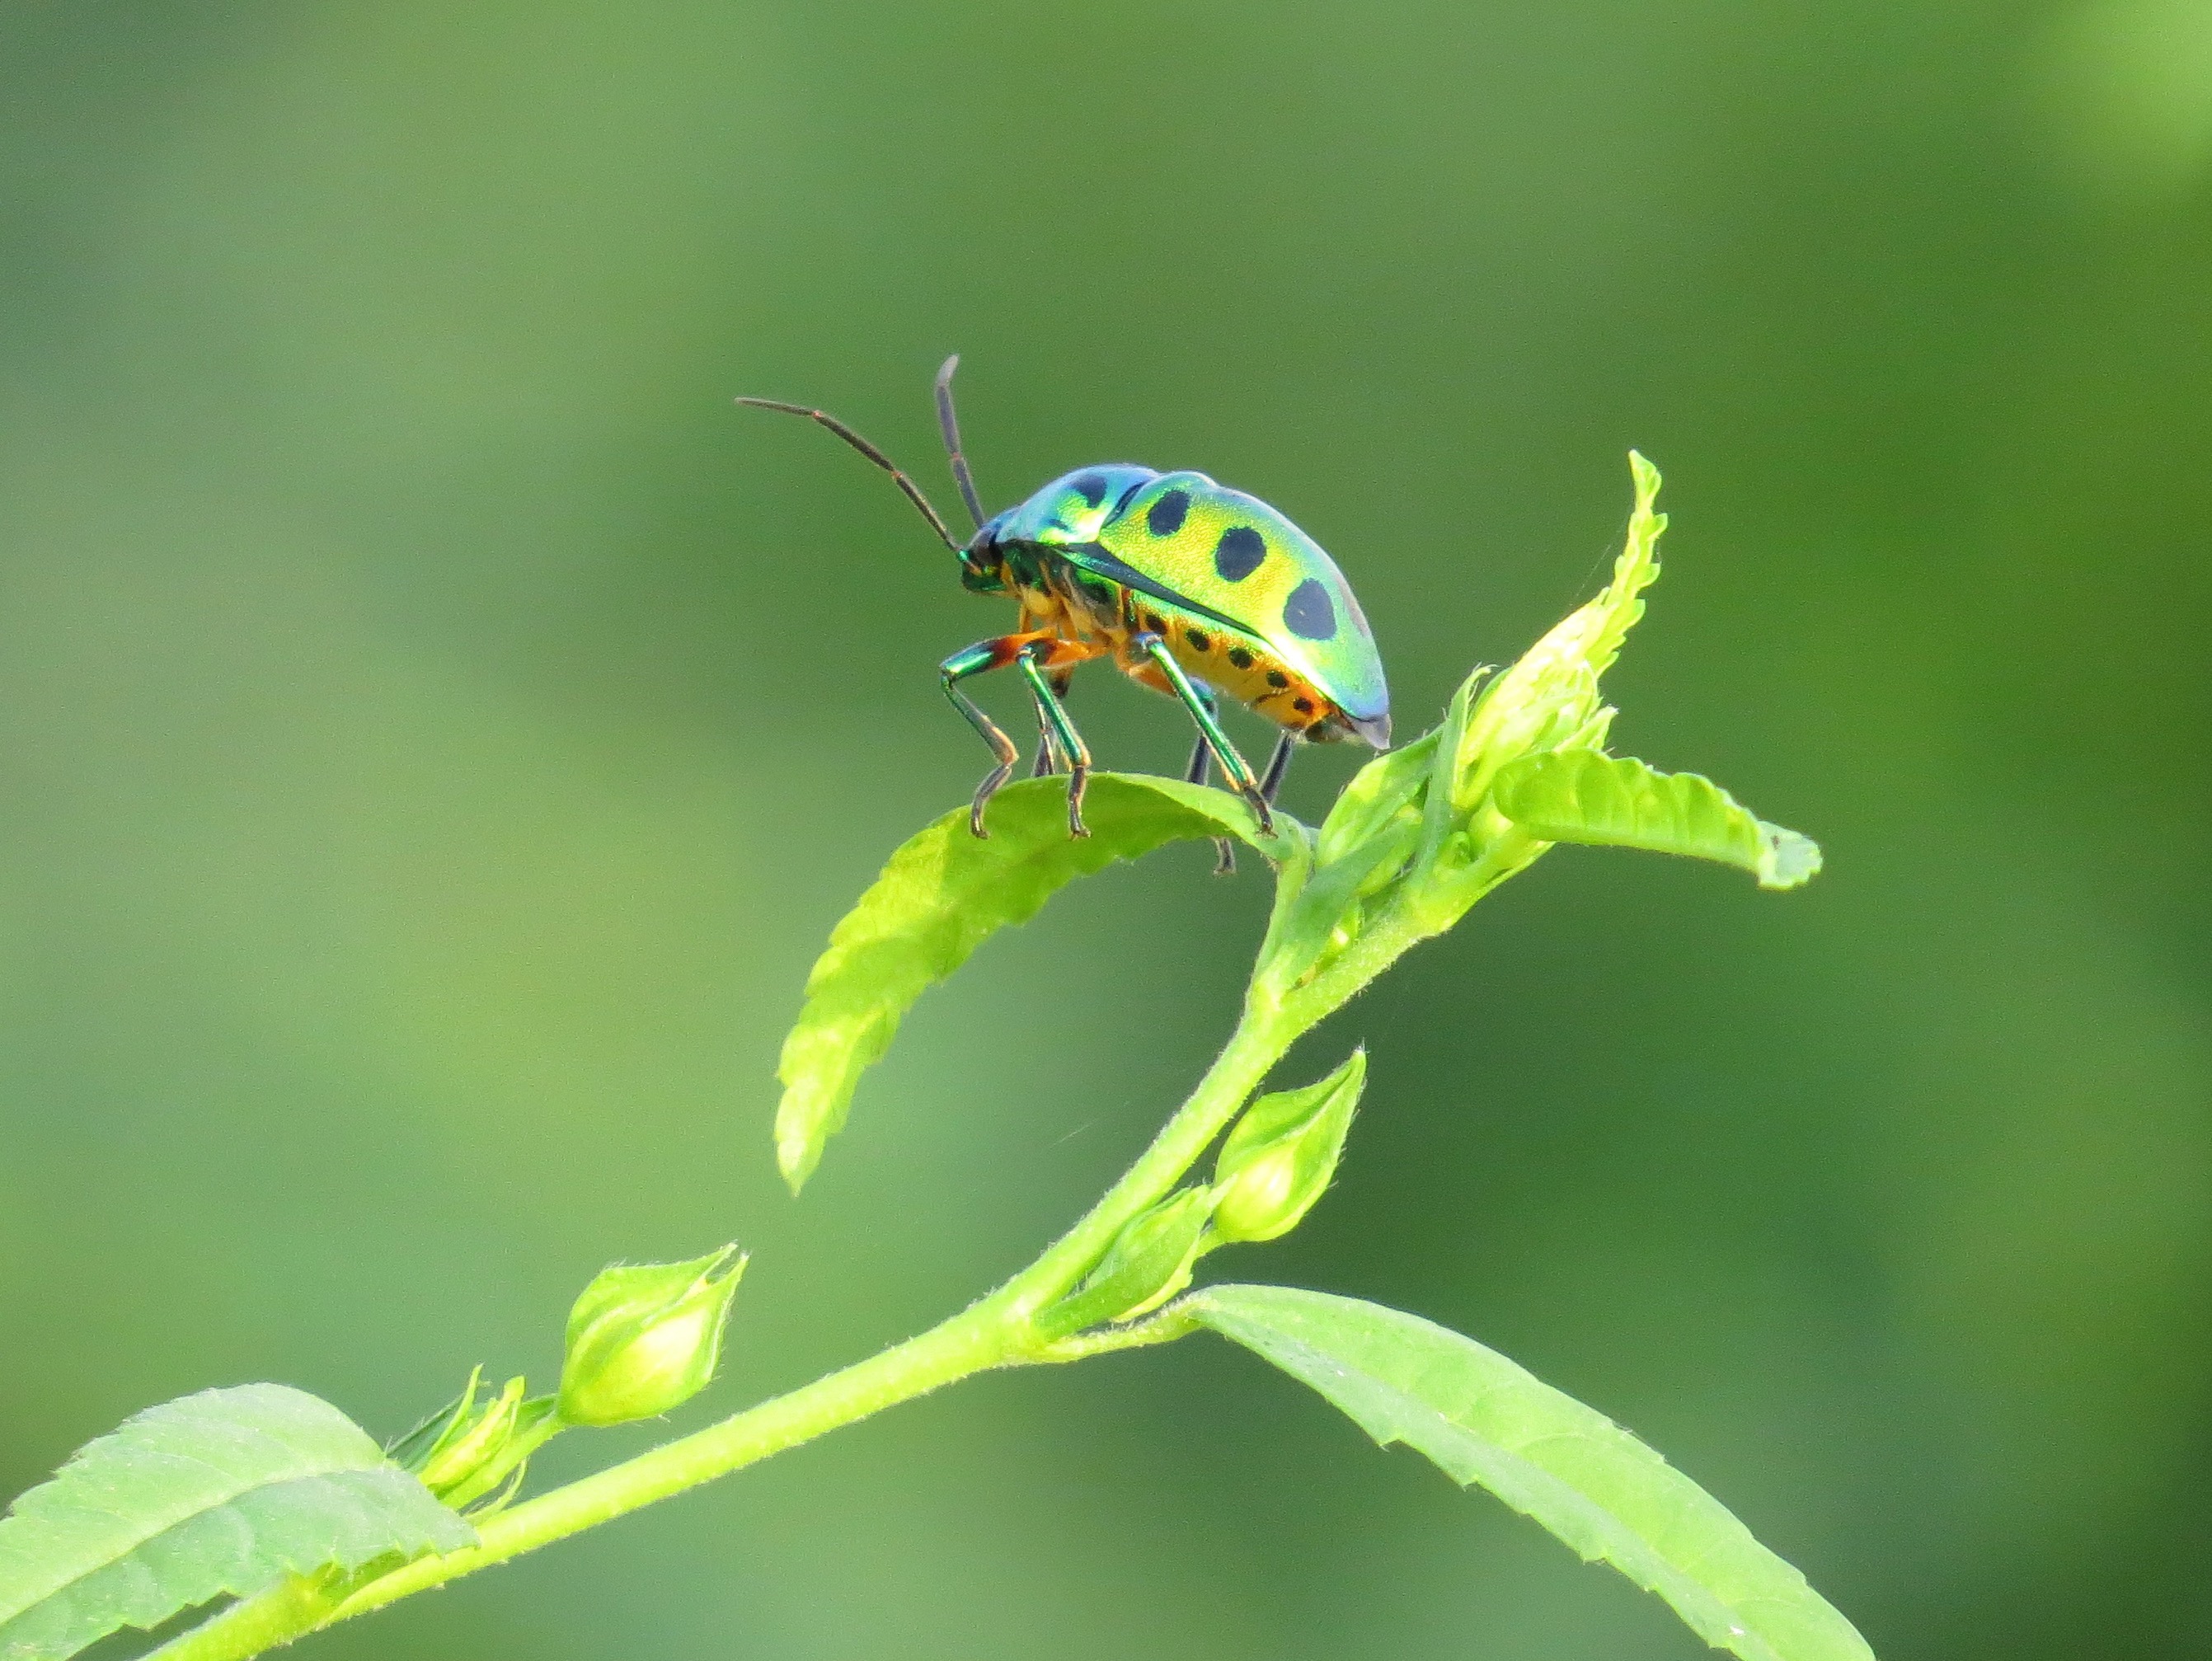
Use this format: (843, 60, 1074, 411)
(940, 632, 1101, 838)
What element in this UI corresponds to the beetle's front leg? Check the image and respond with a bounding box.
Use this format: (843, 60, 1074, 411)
(1030, 669, 1074, 778)
(1017, 650, 1094, 837)
(940, 634, 1100, 838)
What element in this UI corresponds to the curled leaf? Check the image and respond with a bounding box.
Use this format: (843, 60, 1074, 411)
(1453, 450, 1665, 812)
(775, 774, 1296, 1191)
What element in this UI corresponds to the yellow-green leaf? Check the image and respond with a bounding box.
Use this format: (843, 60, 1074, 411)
(0, 1386, 472, 1661)
(1493, 750, 1821, 889)
(774, 774, 1295, 1192)
(1191, 1286, 1872, 1661)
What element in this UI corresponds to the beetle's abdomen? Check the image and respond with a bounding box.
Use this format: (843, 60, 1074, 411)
(1003, 546, 1356, 741)
(1121, 592, 1353, 737)
(1092, 471, 1388, 730)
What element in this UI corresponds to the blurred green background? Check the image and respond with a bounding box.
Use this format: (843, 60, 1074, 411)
(3, 2, 2208, 1657)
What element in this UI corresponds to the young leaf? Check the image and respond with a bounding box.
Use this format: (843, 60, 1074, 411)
(1451, 451, 1665, 812)
(775, 774, 1294, 1192)
(1189, 1286, 1872, 1661)
(1314, 725, 1439, 866)
(1493, 750, 1822, 889)
(0, 1385, 474, 1661)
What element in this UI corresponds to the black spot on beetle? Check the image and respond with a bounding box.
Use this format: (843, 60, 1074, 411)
(1147, 490, 1190, 537)
(1284, 577, 1337, 641)
(1071, 473, 1108, 508)
(1214, 525, 1266, 582)
(1144, 612, 1167, 633)
(1227, 647, 1254, 670)
(1186, 628, 1211, 652)
(1293, 697, 1315, 715)
(1266, 669, 1290, 688)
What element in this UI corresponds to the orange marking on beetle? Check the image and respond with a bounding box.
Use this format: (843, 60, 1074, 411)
(1007, 553, 1356, 738)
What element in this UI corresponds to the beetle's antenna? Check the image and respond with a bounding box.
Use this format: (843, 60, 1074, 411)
(933, 355, 988, 533)
(735, 395, 962, 552)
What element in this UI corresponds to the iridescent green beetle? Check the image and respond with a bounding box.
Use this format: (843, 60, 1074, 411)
(740, 359, 1389, 856)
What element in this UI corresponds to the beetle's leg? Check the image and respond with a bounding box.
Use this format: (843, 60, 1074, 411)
(1181, 687, 1237, 876)
(1130, 633, 1275, 838)
(1009, 603, 1066, 778)
(1017, 648, 1093, 838)
(1030, 669, 1073, 777)
(942, 631, 1050, 838)
(1260, 731, 1295, 805)
(941, 633, 1101, 837)
(942, 643, 1023, 838)
(1181, 729, 1211, 788)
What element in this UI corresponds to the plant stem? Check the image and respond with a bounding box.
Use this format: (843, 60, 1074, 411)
(153, 988, 1302, 1661)
(1000, 999, 1294, 1316)
(340, 1300, 1010, 1620)
(153, 1300, 1018, 1661)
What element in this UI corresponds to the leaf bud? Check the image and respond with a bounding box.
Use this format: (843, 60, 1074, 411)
(1039, 1188, 1214, 1336)
(1210, 1049, 1365, 1244)
(557, 1245, 747, 1428)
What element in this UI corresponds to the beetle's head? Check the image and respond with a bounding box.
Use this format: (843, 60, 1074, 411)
(958, 513, 1012, 594)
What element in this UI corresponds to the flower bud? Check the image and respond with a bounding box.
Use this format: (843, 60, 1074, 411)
(1039, 1188, 1214, 1336)
(1211, 1049, 1365, 1244)
(392, 1368, 560, 1512)
(557, 1245, 746, 1427)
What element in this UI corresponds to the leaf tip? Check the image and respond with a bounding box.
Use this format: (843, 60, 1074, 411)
(1755, 825, 1825, 891)
(774, 1106, 820, 1195)
(1627, 448, 1662, 504)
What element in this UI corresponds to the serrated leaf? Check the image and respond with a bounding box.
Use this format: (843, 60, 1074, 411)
(0, 1385, 474, 1661)
(1453, 451, 1666, 809)
(1190, 1287, 1872, 1661)
(1493, 750, 1821, 889)
(1585, 449, 1668, 682)
(775, 773, 1296, 1192)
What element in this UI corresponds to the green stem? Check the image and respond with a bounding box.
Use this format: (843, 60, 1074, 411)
(153, 1300, 1017, 1661)
(152, 991, 1303, 1661)
(999, 998, 1294, 1316)
(340, 1300, 1009, 1621)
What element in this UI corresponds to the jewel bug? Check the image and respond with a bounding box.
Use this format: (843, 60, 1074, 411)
(738, 359, 1389, 862)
